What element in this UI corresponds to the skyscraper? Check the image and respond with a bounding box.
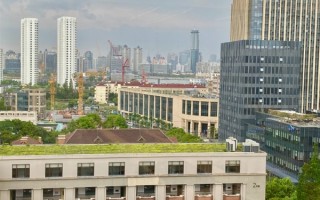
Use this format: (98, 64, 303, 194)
(21, 18, 38, 85)
(230, 0, 320, 112)
(133, 46, 142, 74)
(190, 30, 199, 73)
(57, 16, 77, 87)
(83, 51, 93, 72)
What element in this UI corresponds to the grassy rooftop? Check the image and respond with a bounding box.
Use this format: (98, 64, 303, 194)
(0, 143, 233, 156)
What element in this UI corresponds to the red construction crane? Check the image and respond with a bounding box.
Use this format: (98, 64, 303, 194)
(122, 59, 129, 82)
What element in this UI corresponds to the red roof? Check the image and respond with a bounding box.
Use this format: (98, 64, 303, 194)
(64, 129, 175, 144)
(12, 136, 43, 145)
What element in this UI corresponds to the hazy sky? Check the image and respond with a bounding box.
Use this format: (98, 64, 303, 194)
(0, 0, 232, 60)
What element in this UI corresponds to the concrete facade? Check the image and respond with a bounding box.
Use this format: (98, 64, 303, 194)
(0, 151, 266, 200)
(0, 111, 37, 124)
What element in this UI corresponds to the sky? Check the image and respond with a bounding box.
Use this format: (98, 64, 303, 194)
(0, 0, 232, 60)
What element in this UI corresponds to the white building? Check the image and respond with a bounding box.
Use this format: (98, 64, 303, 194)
(21, 18, 38, 85)
(0, 143, 266, 200)
(57, 16, 77, 87)
(133, 46, 143, 73)
(0, 48, 3, 85)
(0, 111, 37, 124)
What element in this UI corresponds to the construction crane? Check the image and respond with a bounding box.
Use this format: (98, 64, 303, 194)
(77, 73, 84, 115)
(48, 74, 56, 110)
(108, 40, 130, 82)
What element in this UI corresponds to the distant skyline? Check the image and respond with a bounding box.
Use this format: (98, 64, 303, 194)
(0, 0, 232, 60)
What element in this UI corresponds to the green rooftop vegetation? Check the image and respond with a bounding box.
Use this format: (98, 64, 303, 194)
(0, 143, 234, 156)
(268, 110, 317, 122)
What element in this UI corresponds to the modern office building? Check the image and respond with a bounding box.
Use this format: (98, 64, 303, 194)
(96, 56, 108, 72)
(246, 110, 320, 182)
(57, 16, 77, 87)
(230, 0, 320, 112)
(0, 143, 267, 200)
(21, 18, 39, 85)
(44, 50, 57, 74)
(118, 86, 218, 137)
(219, 40, 301, 142)
(133, 46, 143, 74)
(190, 30, 200, 74)
(83, 51, 93, 72)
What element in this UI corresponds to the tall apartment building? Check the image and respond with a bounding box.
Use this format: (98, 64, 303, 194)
(190, 30, 200, 74)
(133, 46, 142, 73)
(57, 16, 77, 87)
(20, 18, 39, 85)
(83, 51, 93, 72)
(230, 0, 320, 112)
(219, 40, 301, 141)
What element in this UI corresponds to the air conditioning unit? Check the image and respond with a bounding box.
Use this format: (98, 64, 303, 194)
(226, 137, 238, 152)
(243, 139, 260, 152)
(225, 184, 232, 191)
(171, 185, 177, 192)
(114, 187, 120, 194)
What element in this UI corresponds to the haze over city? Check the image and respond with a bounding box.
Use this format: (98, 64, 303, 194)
(0, 0, 232, 59)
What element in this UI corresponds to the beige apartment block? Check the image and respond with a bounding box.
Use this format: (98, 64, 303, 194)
(0, 144, 266, 200)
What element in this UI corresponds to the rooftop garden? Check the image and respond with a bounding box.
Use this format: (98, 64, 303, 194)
(268, 110, 317, 122)
(0, 143, 233, 156)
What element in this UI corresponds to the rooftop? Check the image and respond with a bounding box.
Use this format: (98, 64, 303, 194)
(266, 110, 320, 127)
(0, 143, 241, 156)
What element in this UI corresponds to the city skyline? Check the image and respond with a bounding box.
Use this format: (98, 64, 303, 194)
(0, 0, 232, 60)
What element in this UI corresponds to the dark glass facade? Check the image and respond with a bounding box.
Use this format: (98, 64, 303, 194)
(219, 40, 301, 141)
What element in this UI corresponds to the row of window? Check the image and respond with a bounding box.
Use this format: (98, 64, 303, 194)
(12, 160, 241, 178)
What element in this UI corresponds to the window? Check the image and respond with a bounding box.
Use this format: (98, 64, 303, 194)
(139, 161, 155, 175)
(168, 161, 184, 174)
(77, 163, 94, 176)
(12, 164, 30, 178)
(197, 161, 212, 174)
(45, 163, 63, 177)
(225, 160, 240, 173)
(109, 162, 125, 176)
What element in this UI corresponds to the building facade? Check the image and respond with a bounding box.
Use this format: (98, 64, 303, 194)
(4, 50, 21, 76)
(219, 40, 301, 141)
(57, 16, 77, 87)
(83, 51, 93, 72)
(119, 87, 218, 137)
(0, 49, 3, 85)
(0, 144, 266, 200)
(231, 0, 320, 112)
(21, 18, 39, 85)
(190, 30, 200, 74)
(246, 110, 320, 182)
(0, 111, 37, 124)
(133, 46, 143, 74)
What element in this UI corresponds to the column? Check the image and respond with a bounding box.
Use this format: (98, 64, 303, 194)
(213, 184, 223, 200)
(65, 188, 75, 200)
(32, 189, 42, 200)
(0, 190, 10, 200)
(127, 186, 136, 200)
(96, 187, 106, 200)
(190, 122, 194, 134)
(156, 185, 166, 200)
(241, 184, 246, 200)
(198, 122, 201, 137)
(184, 185, 194, 200)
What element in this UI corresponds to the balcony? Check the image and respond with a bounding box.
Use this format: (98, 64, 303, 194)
(194, 195, 213, 200)
(223, 194, 241, 200)
(136, 197, 155, 200)
(166, 195, 184, 200)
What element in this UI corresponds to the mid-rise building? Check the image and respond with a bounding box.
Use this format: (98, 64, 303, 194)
(219, 40, 301, 142)
(21, 18, 39, 85)
(4, 50, 21, 76)
(44, 49, 57, 74)
(57, 16, 77, 87)
(0, 143, 267, 200)
(96, 56, 108, 72)
(0, 111, 37, 124)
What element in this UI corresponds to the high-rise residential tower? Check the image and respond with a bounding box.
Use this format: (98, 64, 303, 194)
(190, 30, 200, 73)
(230, 0, 320, 112)
(21, 18, 38, 85)
(133, 46, 142, 73)
(0, 49, 3, 84)
(57, 16, 77, 87)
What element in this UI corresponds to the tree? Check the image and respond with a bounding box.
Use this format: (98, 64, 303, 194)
(297, 145, 320, 200)
(166, 128, 202, 143)
(266, 178, 296, 200)
(102, 114, 127, 128)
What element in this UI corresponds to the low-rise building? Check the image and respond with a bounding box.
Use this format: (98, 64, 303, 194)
(118, 87, 218, 138)
(0, 111, 37, 124)
(0, 143, 266, 200)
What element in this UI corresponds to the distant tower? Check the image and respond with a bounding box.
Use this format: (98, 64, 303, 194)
(21, 18, 39, 85)
(0, 49, 3, 84)
(190, 30, 199, 73)
(83, 51, 93, 72)
(57, 16, 77, 87)
(133, 46, 143, 73)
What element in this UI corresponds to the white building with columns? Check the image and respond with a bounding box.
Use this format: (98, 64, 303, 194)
(0, 143, 266, 200)
(57, 16, 77, 87)
(21, 18, 39, 85)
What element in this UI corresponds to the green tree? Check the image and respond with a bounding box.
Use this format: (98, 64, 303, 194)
(297, 145, 320, 200)
(102, 114, 127, 128)
(108, 93, 118, 105)
(266, 178, 296, 200)
(166, 128, 202, 143)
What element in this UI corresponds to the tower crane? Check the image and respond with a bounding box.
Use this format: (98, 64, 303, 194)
(48, 74, 56, 110)
(108, 40, 130, 82)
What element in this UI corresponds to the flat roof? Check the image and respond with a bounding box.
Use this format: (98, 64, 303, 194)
(0, 143, 240, 156)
